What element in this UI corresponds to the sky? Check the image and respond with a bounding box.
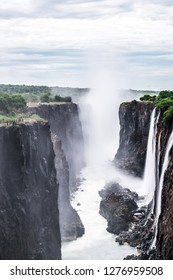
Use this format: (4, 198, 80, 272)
(0, 0, 173, 90)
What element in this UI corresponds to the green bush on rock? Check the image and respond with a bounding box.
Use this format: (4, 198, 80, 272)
(140, 90, 173, 126)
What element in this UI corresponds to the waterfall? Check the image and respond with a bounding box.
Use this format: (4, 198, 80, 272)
(142, 108, 159, 205)
(153, 131, 162, 214)
(151, 130, 173, 248)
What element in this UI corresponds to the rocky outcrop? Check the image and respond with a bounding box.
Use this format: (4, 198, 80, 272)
(0, 121, 61, 259)
(30, 103, 84, 190)
(114, 100, 154, 177)
(99, 182, 138, 235)
(52, 135, 84, 241)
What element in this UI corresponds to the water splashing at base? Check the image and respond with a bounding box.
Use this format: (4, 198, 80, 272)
(62, 59, 144, 259)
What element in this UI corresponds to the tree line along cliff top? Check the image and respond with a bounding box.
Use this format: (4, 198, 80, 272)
(0, 84, 76, 126)
(140, 90, 173, 126)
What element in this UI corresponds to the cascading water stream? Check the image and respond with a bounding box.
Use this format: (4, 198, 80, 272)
(142, 108, 160, 206)
(151, 130, 173, 248)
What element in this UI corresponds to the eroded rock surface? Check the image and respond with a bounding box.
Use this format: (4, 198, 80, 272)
(114, 101, 154, 177)
(52, 135, 84, 241)
(99, 183, 138, 235)
(0, 121, 61, 259)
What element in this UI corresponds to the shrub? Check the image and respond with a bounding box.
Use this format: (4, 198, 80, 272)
(10, 95, 27, 109)
(155, 90, 173, 126)
(140, 94, 156, 101)
(155, 97, 173, 109)
(158, 90, 173, 99)
(163, 106, 173, 126)
(0, 93, 26, 113)
(54, 95, 72, 102)
(40, 94, 50, 103)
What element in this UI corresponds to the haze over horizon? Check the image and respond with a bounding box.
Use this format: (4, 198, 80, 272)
(1, 0, 173, 90)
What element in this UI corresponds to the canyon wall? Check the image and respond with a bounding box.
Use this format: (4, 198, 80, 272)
(52, 135, 84, 241)
(30, 103, 85, 241)
(155, 120, 173, 259)
(30, 103, 85, 190)
(115, 101, 173, 259)
(0, 121, 61, 259)
(114, 100, 154, 177)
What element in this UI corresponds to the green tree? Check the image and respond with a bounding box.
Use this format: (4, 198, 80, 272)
(54, 95, 72, 102)
(40, 94, 50, 103)
(0, 93, 26, 113)
(10, 95, 26, 109)
(163, 106, 173, 126)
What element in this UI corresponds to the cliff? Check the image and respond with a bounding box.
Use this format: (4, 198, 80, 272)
(29, 103, 85, 241)
(30, 103, 84, 190)
(114, 101, 173, 259)
(0, 121, 61, 259)
(52, 135, 84, 241)
(114, 100, 154, 177)
(155, 120, 173, 259)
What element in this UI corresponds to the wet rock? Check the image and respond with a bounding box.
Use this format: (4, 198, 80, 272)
(29, 103, 85, 190)
(99, 182, 138, 235)
(114, 101, 154, 177)
(52, 135, 84, 242)
(0, 122, 61, 259)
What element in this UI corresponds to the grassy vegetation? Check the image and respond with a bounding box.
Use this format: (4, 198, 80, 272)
(0, 115, 16, 121)
(29, 114, 44, 121)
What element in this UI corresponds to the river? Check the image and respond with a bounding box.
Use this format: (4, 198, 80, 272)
(62, 161, 143, 260)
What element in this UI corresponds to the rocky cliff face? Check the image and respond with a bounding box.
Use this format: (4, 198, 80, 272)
(0, 121, 61, 259)
(114, 101, 173, 259)
(114, 100, 154, 177)
(155, 120, 173, 259)
(52, 135, 84, 241)
(30, 103, 84, 190)
(29, 103, 85, 241)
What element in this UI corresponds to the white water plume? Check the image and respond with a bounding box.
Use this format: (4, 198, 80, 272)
(79, 57, 137, 167)
(62, 58, 146, 260)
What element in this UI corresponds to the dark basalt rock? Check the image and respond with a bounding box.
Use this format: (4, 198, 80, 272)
(30, 103, 85, 190)
(0, 121, 61, 259)
(113, 100, 173, 259)
(52, 135, 84, 241)
(99, 182, 138, 235)
(116, 204, 152, 247)
(114, 101, 154, 177)
(154, 122, 173, 260)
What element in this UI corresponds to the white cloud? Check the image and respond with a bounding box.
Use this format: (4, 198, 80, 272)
(0, 0, 173, 88)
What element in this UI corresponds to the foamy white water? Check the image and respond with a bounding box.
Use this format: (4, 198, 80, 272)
(62, 163, 139, 260)
(62, 61, 145, 260)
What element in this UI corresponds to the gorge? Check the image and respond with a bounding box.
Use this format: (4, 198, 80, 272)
(0, 90, 173, 260)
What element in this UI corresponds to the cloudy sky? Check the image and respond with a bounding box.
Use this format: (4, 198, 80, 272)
(0, 0, 173, 89)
